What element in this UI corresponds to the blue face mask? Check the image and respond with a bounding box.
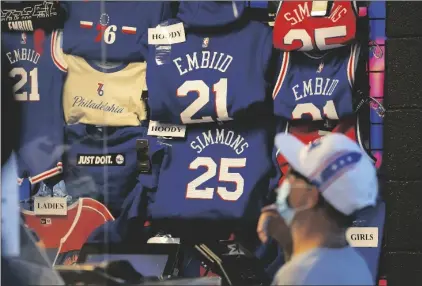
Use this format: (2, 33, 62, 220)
(276, 181, 308, 227)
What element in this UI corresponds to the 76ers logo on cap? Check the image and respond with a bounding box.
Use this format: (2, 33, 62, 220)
(97, 83, 104, 96)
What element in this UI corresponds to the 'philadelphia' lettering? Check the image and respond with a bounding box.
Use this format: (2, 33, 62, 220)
(72, 96, 124, 114)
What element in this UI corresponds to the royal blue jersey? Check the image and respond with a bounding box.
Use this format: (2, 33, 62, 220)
(272, 43, 360, 121)
(63, 124, 164, 217)
(2, 30, 66, 183)
(61, 1, 171, 61)
(146, 18, 274, 124)
(146, 120, 278, 223)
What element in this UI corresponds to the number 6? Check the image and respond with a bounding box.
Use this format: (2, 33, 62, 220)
(104, 25, 117, 44)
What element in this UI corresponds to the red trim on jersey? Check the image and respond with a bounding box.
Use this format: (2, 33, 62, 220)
(272, 52, 290, 100)
(18, 162, 63, 185)
(121, 26, 137, 35)
(80, 21, 93, 29)
(29, 162, 63, 184)
(50, 31, 66, 72)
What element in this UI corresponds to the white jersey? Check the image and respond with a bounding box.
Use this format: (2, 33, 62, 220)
(55, 31, 147, 126)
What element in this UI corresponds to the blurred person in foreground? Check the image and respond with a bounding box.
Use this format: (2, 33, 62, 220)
(257, 133, 377, 286)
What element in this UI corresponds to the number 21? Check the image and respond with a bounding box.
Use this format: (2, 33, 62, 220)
(177, 78, 232, 124)
(9, 67, 40, 101)
(186, 157, 246, 201)
(292, 100, 339, 120)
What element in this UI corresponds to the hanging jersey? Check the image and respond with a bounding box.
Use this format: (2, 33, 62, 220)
(61, 53, 147, 126)
(147, 119, 277, 228)
(146, 19, 274, 124)
(61, 1, 171, 61)
(273, 43, 359, 121)
(276, 116, 375, 185)
(21, 198, 114, 265)
(273, 1, 358, 52)
(1, 1, 66, 33)
(64, 124, 163, 217)
(2, 30, 66, 184)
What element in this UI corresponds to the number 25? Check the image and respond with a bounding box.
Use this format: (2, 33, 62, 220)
(285, 26, 347, 51)
(186, 157, 246, 201)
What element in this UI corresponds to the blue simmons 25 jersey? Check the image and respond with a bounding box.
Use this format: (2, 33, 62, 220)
(272, 43, 360, 121)
(64, 124, 163, 217)
(146, 7, 273, 124)
(2, 30, 66, 184)
(61, 1, 171, 61)
(147, 120, 277, 223)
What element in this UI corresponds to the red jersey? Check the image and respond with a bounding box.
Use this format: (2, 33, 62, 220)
(273, 1, 357, 52)
(21, 198, 114, 265)
(276, 115, 374, 185)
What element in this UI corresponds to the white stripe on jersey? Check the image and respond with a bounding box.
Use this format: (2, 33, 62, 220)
(80, 21, 93, 27)
(347, 43, 360, 87)
(356, 114, 376, 164)
(272, 52, 290, 100)
(51, 30, 67, 72)
(352, 1, 358, 15)
(276, 0, 284, 16)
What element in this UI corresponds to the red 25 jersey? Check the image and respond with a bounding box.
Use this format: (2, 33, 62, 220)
(273, 1, 357, 52)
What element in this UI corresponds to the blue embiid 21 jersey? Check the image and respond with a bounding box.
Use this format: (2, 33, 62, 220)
(147, 120, 276, 222)
(64, 124, 163, 217)
(272, 43, 360, 121)
(62, 1, 171, 61)
(2, 30, 66, 183)
(146, 19, 273, 124)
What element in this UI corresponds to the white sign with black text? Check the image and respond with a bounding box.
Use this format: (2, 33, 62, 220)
(148, 22, 186, 45)
(346, 227, 379, 248)
(148, 120, 187, 138)
(34, 197, 67, 216)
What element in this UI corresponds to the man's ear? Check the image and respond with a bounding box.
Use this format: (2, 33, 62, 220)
(306, 186, 320, 209)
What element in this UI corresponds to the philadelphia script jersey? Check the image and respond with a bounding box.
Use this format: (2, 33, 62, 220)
(2, 30, 66, 183)
(55, 31, 148, 126)
(273, 1, 358, 51)
(147, 120, 276, 224)
(62, 1, 171, 61)
(273, 43, 360, 121)
(64, 124, 163, 217)
(146, 19, 273, 124)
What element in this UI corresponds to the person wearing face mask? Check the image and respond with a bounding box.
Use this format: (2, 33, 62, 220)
(257, 132, 377, 286)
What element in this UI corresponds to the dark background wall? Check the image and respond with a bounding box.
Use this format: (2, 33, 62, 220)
(382, 2, 422, 285)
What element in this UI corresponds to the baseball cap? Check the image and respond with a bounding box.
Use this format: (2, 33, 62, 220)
(275, 133, 378, 216)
